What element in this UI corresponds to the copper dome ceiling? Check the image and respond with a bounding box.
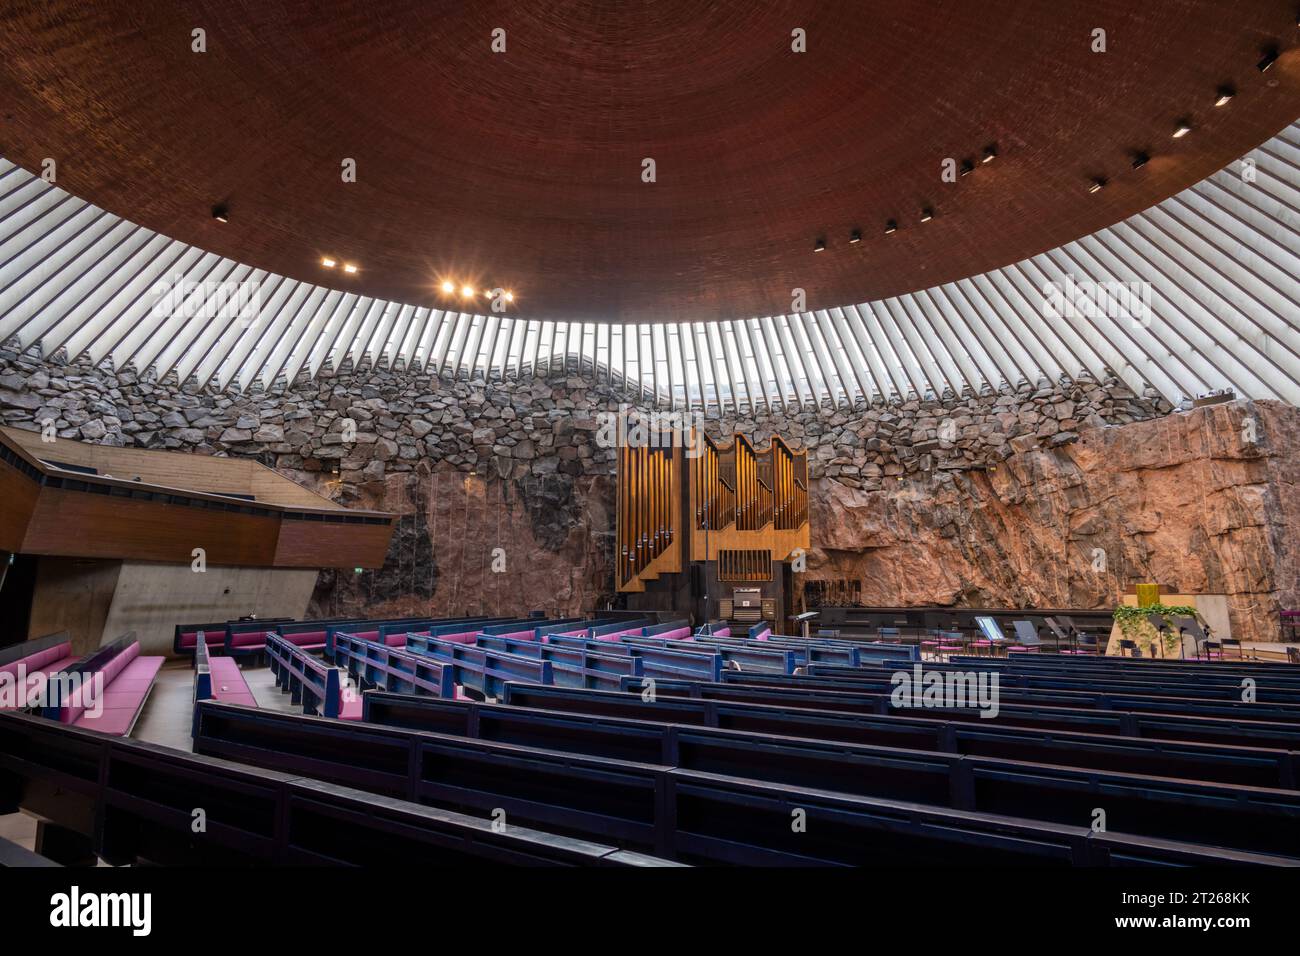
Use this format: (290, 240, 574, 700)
(0, 0, 1298, 324)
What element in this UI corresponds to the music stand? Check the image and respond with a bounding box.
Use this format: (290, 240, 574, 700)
(793, 611, 819, 640)
(974, 615, 1008, 657)
(1145, 612, 1170, 659)
(1011, 620, 1042, 653)
(1174, 615, 1209, 660)
(1043, 617, 1073, 654)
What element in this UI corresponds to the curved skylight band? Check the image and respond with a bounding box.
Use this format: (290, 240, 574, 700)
(1, 121, 1298, 411)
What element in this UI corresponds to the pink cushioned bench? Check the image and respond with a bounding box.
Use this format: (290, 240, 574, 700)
(0, 632, 81, 710)
(47, 634, 164, 737)
(206, 656, 257, 707)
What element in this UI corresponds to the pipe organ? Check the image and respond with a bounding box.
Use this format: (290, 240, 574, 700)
(617, 424, 811, 627)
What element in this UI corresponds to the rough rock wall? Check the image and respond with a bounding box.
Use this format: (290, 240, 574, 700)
(2, 343, 1294, 640)
(806, 400, 1300, 644)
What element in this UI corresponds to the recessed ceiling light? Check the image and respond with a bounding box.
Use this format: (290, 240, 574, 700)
(920, 208, 934, 222)
(321, 257, 336, 268)
(813, 238, 826, 252)
(1172, 120, 1192, 138)
(343, 263, 358, 274)
(848, 228, 862, 244)
(884, 219, 897, 235)
(461, 285, 475, 297)
(1131, 152, 1149, 170)
(982, 144, 997, 164)
(1258, 47, 1278, 73)
(211, 204, 228, 223)
(440, 280, 455, 294)
(1088, 177, 1107, 194)
(1214, 85, 1235, 106)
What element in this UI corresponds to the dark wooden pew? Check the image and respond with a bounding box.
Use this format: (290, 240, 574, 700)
(486, 682, 1300, 788)
(710, 670, 1300, 724)
(827, 660, 1300, 699)
(191, 699, 1297, 866)
(0, 709, 673, 867)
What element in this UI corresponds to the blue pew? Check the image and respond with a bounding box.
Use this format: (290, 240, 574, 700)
(332, 633, 456, 698)
(266, 634, 352, 719)
(405, 634, 554, 697)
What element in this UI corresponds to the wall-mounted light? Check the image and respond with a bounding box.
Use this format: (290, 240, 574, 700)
(919, 208, 934, 222)
(343, 263, 358, 274)
(1131, 152, 1149, 170)
(321, 257, 337, 268)
(1214, 85, 1235, 106)
(848, 228, 862, 244)
(1172, 119, 1193, 138)
(1258, 47, 1279, 73)
(884, 219, 897, 235)
(981, 144, 998, 164)
(959, 160, 974, 177)
(440, 280, 455, 294)
(813, 238, 826, 252)
(461, 285, 475, 297)
(211, 204, 229, 223)
(1088, 177, 1107, 194)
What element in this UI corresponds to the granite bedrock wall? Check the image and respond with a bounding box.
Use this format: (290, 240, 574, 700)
(2, 342, 1297, 645)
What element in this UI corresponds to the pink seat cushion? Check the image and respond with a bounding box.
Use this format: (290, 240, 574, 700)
(74, 708, 135, 735)
(286, 631, 327, 647)
(230, 630, 272, 649)
(437, 630, 483, 644)
(338, 694, 363, 720)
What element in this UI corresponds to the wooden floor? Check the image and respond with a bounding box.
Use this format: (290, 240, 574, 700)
(0, 656, 297, 854)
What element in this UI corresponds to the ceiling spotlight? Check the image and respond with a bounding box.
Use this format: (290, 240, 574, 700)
(981, 144, 998, 164)
(321, 257, 337, 268)
(1214, 85, 1235, 107)
(813, 238, 826, 252)
(1172, 120, 1192, 139)
(211, 204, 229, 223)
(461, 285, 475, 297)
(1131, 152, 1149, 170)
(504, 291, 514, 302)
(884, 219, 898, 235)
(959, 160, 974, 177)
(440, 280, 455, 294)
(848, 228, 862, 244)
(343, 263, 358, 274)
(919, 208, 934, 222)
(1088, 177, 1107, 194)
(1257, 47, 1278, 73)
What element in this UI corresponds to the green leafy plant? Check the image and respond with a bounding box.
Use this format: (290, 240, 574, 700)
(1113, 603, 1197, 655)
